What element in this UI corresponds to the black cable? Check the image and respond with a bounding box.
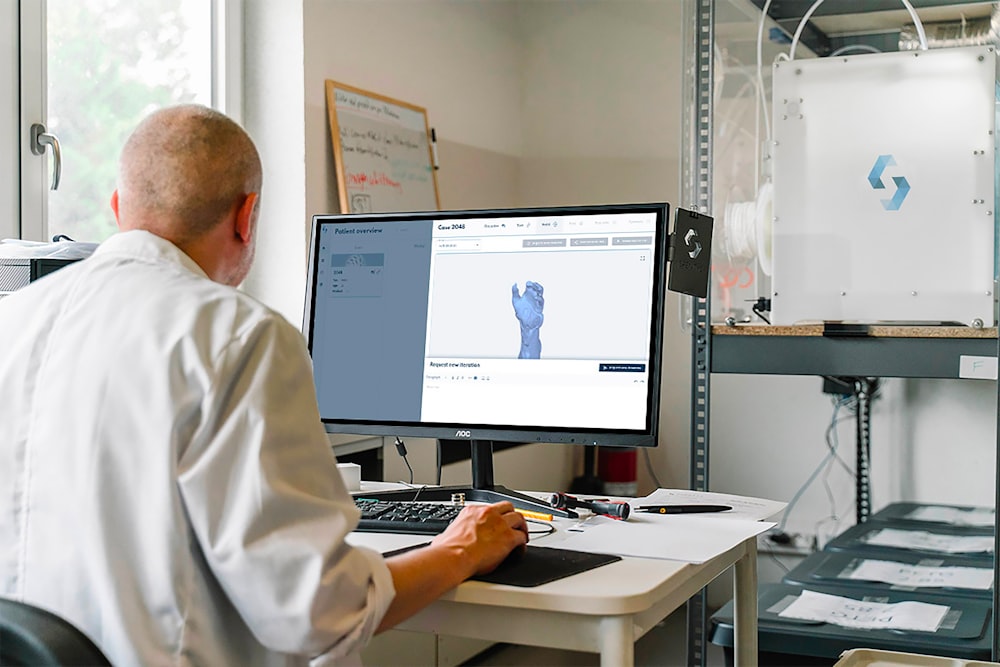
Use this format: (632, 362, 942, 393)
(642, 447, 662, 489)
(762, 547, 791, 575)
(751, 296, 771, 324)
(435, 440, 442, 485)
(825, 398, 856, 477)
(395, 436, 414, 485)
(526, 520, 556, 537)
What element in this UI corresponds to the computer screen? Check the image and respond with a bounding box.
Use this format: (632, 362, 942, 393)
(305, 202, 668, 442)
(303, 203, 670, 512)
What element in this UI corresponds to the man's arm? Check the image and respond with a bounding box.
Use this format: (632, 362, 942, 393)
(378, 502, 528, 632)
(178, 315, 393, 658)
(179, 313, 528, 658)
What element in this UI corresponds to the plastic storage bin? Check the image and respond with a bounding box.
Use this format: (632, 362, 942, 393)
(870, 503, 995, 530)
(824, 521, 992, 564)
(709, 583, 993, 666)
(783, 551, 993, 601)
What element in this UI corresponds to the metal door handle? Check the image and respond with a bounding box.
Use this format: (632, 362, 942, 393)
(30, 123, 62, 191)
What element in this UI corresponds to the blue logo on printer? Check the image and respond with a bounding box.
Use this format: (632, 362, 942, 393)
(868, 154, 910, 211)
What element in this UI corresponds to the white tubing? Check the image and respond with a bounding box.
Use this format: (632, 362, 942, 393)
(789, 0, 928, 60)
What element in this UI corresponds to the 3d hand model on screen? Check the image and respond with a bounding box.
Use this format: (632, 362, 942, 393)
(511, 281, 544, 359)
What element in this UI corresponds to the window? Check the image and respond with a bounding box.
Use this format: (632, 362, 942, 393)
(18, 0, 241, 242)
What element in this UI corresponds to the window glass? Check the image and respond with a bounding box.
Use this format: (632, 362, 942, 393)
(46, 0, 212, 242)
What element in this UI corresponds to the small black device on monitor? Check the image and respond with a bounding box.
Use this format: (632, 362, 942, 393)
(304, 203, 673, 517)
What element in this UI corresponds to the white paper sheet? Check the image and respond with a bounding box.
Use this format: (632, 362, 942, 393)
(525, 489, 783, 563)
(628, 489, 788, 522)
(540, 513, 774, 564)
(778, 590, 948, 632)
(847, 559, 993, 590)
(905, 506, 995, 527)
(865, 528, 994, 554)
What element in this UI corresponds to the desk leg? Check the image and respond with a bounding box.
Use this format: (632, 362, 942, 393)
(733, 538, 758, 667)
(599, 615, 634, 667)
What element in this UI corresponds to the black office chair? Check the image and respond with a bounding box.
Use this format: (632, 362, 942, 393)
(0, 598, 112, 666)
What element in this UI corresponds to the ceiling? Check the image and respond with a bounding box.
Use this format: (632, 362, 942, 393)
(747, 0, 996, 55)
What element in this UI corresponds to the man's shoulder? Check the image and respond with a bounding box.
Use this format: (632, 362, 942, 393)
(205, 285, 304, 346)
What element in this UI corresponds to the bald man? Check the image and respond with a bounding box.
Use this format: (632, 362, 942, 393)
(0, 105, 527, 666)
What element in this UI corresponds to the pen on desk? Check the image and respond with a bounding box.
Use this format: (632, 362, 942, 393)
(637, 504, 732, 514)
(515, 508, 554, 522)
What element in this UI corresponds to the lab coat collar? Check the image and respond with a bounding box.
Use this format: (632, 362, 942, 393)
(94, 230, 211, 281)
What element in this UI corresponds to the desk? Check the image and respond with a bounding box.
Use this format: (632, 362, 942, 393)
(350, 530, 758, 667)
(329, 434, 383, 481)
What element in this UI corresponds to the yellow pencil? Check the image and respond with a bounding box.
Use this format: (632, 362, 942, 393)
(515, 508, 554, 522)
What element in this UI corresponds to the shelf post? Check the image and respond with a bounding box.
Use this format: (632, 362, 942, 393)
(683, 0, 715, 665)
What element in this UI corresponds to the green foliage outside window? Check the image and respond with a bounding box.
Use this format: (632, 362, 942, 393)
(47, 0, 209, 242)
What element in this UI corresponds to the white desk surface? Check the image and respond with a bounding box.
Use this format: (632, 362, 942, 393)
(349, 508, 759, 667)
(354, 531, 743, 611)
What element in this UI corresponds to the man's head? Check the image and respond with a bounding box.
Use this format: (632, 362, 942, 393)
(111, 104, 263, 286)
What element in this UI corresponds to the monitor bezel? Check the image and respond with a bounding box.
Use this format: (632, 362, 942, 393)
(303, 202, 670, 448)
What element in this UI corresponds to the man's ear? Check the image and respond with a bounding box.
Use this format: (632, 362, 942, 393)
(235, 192, 259, 245)
(110, 190, 121, 227)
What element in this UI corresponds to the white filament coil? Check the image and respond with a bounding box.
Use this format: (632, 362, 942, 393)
(722, 182, 773, 276)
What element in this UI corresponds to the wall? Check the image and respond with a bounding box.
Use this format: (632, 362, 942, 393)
(294, 0, 688, 494)
(896, 378, 996, 502)
(514, 0, 687, 492)
(517, 1, 682, 206)
(303, 0, 524, 217)
(299, 0, 543, 490)
(242, 0, 307, 326)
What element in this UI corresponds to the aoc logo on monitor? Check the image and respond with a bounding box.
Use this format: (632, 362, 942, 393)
(868, 154, 910, 211)
(454, 430, 472, 438)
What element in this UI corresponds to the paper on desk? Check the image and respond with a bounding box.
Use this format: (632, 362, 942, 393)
(542, 513, 774, 564)
(630, 488, 787, 522)
(846, 559, 993, 590)
(865, 528, 994, 554)
(905, 506, 995, 527)
(346, 531, 428, 555)
(778, 589, 948, 632)
(537, 489, 782, 563)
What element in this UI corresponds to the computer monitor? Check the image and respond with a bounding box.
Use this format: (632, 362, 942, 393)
(303, 203, 670, 516)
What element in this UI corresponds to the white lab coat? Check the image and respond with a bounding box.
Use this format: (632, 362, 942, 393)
(0, 231, 394, 666)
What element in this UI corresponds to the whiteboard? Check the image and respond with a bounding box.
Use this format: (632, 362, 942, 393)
(325, 80, 440, 213)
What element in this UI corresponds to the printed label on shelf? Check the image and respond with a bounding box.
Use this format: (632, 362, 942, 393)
(847, 559, 993, 590)
(906, 506, 995, 527)
(779, 590, 948, 632)
(959, 355, 997, 380)
(865, 528, 993, 554)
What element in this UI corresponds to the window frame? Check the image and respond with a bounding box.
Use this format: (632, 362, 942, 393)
(0, 0, 17, 241)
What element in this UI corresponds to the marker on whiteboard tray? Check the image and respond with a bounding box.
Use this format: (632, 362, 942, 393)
(430, 128, 440, 170)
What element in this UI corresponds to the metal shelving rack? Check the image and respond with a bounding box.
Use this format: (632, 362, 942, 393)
(681, 2, 1000, 665)
(682, 1, 715, 664)
(691, 328, 1000, 664)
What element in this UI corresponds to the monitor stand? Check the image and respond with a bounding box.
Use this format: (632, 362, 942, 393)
(357, 440, 577, 518)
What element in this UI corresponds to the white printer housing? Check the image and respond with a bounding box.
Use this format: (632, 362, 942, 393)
(770, 45, 998, 326)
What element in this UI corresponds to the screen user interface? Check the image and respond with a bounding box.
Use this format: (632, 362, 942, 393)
(308, 207, 663, 436)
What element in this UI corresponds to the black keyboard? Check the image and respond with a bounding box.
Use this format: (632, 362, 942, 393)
(354, 497, 464, 535)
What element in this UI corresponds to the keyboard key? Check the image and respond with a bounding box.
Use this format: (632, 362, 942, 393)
(354, 498, 463, 535)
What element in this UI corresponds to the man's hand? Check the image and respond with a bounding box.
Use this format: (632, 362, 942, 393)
(378, 502, 528, 632)
(431, 502, 529, 575)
